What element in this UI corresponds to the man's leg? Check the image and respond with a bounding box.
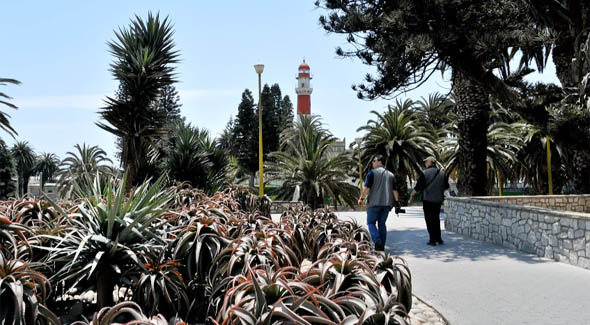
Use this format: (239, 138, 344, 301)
(366, 207, 381, 246)
(377, 206, 389, 250)
(423, 202, 436, 244)
(433, 202, 443, 243)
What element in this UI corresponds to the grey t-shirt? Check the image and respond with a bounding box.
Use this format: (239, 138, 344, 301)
(364, 166, 396, 208)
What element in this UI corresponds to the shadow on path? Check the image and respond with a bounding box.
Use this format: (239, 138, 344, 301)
(386, 227, 549, 265)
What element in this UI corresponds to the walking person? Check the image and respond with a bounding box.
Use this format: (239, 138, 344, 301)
(409, 156, 449, 246)
(358, 155, 400, 251)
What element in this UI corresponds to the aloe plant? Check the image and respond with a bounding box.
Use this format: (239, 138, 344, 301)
(132, 249, 189, 318)
(41, 173, 173, 308)
(0, 252, 60, 325)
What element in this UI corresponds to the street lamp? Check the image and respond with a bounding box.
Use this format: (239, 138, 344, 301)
(355, 137, 363, 208)
(254, 63, 265, 197)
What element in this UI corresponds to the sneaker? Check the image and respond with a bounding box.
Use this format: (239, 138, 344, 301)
(436, 239, 444, 245)
(427, 241, 437, 246)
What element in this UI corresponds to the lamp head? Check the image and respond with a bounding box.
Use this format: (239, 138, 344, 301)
(254, 63, 264, 74)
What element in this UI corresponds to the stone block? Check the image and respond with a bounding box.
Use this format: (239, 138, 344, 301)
(578, 257, 590, 269)
(558, 232, 569, 239)
(528, 233, 537, 244)
(522, 241, 536, 254)
(575, 229, 585, 239)
(578, 220, 586, 230)
(569, 229, 575, 239)
(564, 239, 573, 249)
(560, 218, 571, 227)
(549, 235, 558, 247)
(574, 238, 585, 251)
(569, 252, 578, 265)
(552, 223, 560, 234)
(545, 246, 553, 258)
(544, 216, 558, 223)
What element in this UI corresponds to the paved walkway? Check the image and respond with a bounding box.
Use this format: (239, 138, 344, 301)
(337, 207, 590, 325)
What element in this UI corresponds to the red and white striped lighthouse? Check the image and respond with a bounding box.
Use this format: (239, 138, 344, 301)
(296, 60, 312, 115)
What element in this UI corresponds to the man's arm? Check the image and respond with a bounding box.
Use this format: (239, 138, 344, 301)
(409, 173, 426, 204)
(393, 189, 399, 202)
(358, 186, 370, 206)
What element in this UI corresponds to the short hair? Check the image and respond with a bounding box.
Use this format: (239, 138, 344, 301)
(374, 155, 385, 164)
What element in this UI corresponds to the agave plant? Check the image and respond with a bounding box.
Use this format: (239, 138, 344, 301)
(41, 173, 173, 308)
(0, 252, 60, 325)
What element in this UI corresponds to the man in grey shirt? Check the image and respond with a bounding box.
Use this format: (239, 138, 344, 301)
(358, 155, 400, 251)
(409, 156, 449, 246)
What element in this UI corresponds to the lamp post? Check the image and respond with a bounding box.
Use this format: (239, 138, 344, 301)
(355, 137, 363, 208)
(254, 63, 265, 197)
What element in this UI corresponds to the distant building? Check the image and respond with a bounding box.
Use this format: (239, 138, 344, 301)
(327, 138, 346, 159)
(27, 176, 59, 200)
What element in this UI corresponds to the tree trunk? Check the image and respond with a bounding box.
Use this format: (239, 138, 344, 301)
(396, 171, 409, 205)
(248, 173, 255, 188)
(123, 136, 139, 193)
(453, 71, 489, 196)
(96, 265, 115, 308)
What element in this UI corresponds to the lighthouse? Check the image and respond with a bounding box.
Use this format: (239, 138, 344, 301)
(295, 60, 312, 115)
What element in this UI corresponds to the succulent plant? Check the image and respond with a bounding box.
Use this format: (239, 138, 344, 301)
(0, 252, 60, 325)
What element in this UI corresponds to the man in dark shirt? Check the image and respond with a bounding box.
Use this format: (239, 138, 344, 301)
(409, 156, 449, 246)
(358, 155, 399, 251)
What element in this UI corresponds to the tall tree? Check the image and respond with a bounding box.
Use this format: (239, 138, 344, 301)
(233, 89, 259, 186)
(280, 95, 294, 130)
(260, 84, 280, 157)
(526, 1, 590, 193)
(11, 141, 36, 196)
(0, 140, 16, 199)
(0, 78, 20, 138)
(97, 12, 179, 191)
(317, 0, 548, 195)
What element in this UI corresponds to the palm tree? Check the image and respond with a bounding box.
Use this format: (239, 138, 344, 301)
(358, 100, 437, 203)
(0, 140, 16, 199)
(35, 153, 60, 191)
(11, 141, 36, 196)
(0, 78, 20, 137)
(267, 115, 358, 209)
(167, 123, 230, 194)
(55, 143, 114, 196)
(416, 93, 454, 132)
(514, 123, 568, 194)
(97, 13, 179, 191)
(441, 119, 525, 195)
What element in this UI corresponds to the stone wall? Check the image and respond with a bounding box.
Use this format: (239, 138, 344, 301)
(475, 195, 590, 213)
(444, 196, 590, 270)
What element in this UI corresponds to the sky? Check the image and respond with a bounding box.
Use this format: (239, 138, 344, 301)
(1, 1, 560, 163)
